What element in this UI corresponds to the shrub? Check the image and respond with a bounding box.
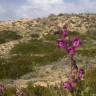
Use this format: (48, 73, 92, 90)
(31, 33, 40, 39)
(44, 33, 59, 41)
(77, 49, 96, 57)
(0, 30, 22, 44)
(3, 86, 16, 96)
(0, 55, 33, 79)
(10, 40, 56, 55)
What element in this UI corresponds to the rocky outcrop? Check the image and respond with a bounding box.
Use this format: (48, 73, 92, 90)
(0, 14, 96, 35)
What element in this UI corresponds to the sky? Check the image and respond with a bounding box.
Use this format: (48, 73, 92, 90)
(0, 0, 96, 20)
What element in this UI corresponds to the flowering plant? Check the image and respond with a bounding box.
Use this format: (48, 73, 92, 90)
(55, 25, 85, 91)
(0, 84, 5, 96)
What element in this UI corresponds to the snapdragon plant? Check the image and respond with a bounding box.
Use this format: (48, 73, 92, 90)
(56, 25, 85, 91)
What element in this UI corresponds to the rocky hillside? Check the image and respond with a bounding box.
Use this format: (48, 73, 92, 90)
(0, 13, 96, 57)
(0, 14, 96, 89)
(0, 13, 96, 36)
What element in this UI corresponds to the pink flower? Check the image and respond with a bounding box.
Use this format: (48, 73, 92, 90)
(72, 37, 81, 48)
(0, 84, 5, 95)
(67, 47, 76, 56)
(64, 80, 77, 90)
(78, 68, 85, 80)
(64, 81, 72, 90)
(57, 39, 67, 48)
(79, 68, 85, 74)
(63, 31, 68, 37)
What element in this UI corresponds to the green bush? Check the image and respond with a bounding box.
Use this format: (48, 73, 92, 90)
(0, 30, 22, 44)
(77, 48, 96, 57)
(0, 55, 33, 79)
(44, 33, 59, 41)
(10, 40, 56, 55)
(70, 31, 81, 36)
(31, 33, 40, 39)
(3, 86, 16, 96)
(26, 85, 52, 96)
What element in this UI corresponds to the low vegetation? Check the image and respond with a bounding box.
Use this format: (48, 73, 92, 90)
(0, 39, 66, 79)
(0, 68, 96, 96)
(0, 30, 22, 44)
(0, 31, 96, 79)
